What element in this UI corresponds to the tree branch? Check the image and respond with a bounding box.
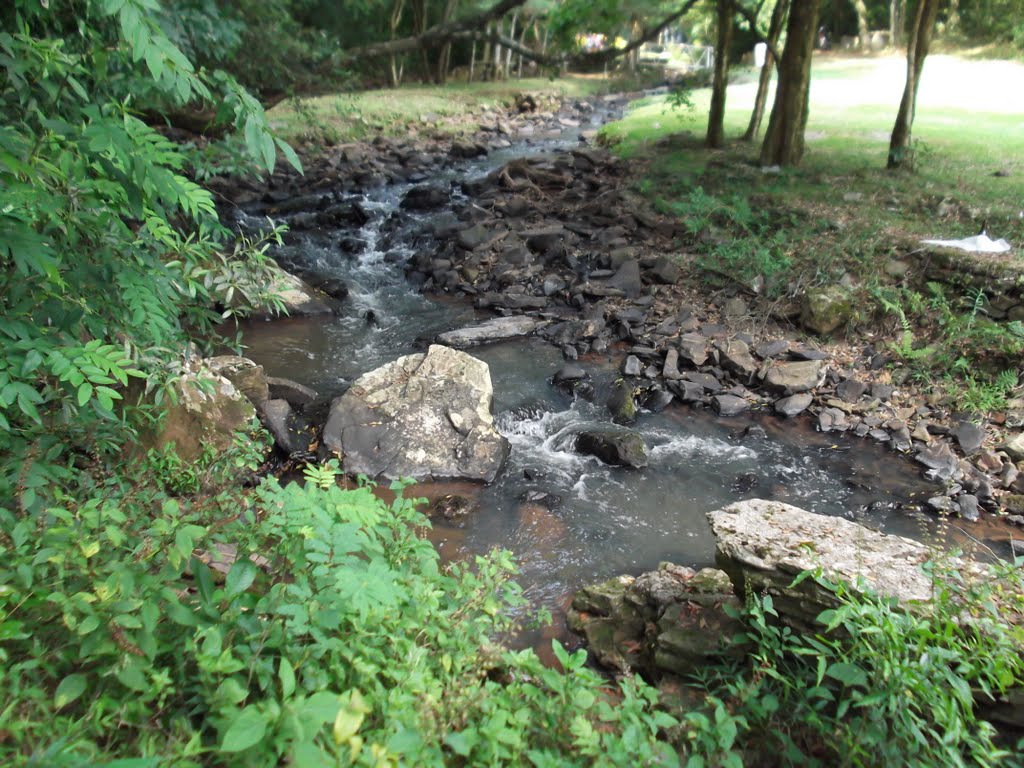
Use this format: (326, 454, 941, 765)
(455, 0, 701, 69)
(733, 3, 783, 63)
(345, 0, 528, 60)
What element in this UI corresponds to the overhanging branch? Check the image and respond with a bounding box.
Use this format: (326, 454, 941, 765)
(346, 0, 528, 60)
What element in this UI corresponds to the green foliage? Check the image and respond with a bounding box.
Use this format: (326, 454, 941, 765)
(872, 284, 1024, 412)
(0, 0, 301, 508)
(707, 566, 1024, 767)
(0, 464, 680, 765)
(661, 187, 792, 293)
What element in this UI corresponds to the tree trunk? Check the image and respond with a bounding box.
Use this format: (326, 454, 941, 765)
(706, 0, 734, 148)
(436, 0, 459, 84)
(887, 0, 939, 168)
(947, 0, 960, 33)
(505, 11, 517, 73)
(759, 0, 819, 166)
(852, 0, 869, 48)
(743, 0, 788, 141)
(890, 0, 906, 47)
(388, 0, 406, 86)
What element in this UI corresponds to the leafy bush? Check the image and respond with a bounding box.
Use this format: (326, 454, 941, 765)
(705, 567, 1024, 767)
(0, 0, 300, 510)
(0, 462, 680, 766)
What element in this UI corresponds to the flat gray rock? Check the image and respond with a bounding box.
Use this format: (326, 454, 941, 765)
(436, 316, 548, 348)
(707, 499, 981, 625)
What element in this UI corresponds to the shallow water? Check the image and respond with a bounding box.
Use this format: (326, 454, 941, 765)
(234, 111, 998, 625)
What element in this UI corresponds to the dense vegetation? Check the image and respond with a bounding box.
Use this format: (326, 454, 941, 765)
(3, 0, 1024, 765)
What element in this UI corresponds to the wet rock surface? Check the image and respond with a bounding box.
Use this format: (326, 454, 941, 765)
(322, 345, 509, 482)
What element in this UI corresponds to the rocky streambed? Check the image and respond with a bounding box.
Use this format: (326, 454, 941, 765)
(190, 89, 1024, 636)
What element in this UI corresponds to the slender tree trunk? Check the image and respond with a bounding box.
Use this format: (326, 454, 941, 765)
(743, 0, 788, 141)
(887, 0, 939, 168)
(852, 0, 869, 48)
(706, 0, 734, 148)
(759, 0, 819, 166)
(469, 39, 476, 81)
(516, 17, 528, 77)
(482, 24, 493, 80)
(412, 0, 430, 80)
(388, 0, 406, 86)
(505, 12, 517, 73)
(890, 0, 906, 46)
(436, 0, 459, 84)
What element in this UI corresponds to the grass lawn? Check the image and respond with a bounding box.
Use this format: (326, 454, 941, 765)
(601, 52, 1024, 400)
(268, 74, 625, 145)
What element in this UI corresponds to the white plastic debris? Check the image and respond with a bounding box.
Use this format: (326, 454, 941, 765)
(921, 233, 1012, 253)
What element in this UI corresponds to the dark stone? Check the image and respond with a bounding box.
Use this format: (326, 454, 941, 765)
(622, 355, 643, 376)
(456, 223, 493, 250)
(576, 430, 649, 468)
(958, 494, 980, 521)
(754, 339, 789, 359)
(553, 364, 588, 385)
(788, 344, 830, 361)
(266, 376, 318, 408)
(663, 348, 682, 380)
(775, 393, 813, 417)
(818, 408, 850, 432)
(951, 421, 986, 455)
(682, 371, 723, 393)
(607, 259, 643, 298)
(870, 382, 895, 401)
(678, 334, 708, 367)
(836, 379, 868, 403)
(257, 399, 310, 455)
(607, 379, 638, 424)
(667, 380, 705, 403)
(649, 255, 680, 284)
(713, 395, 749, 416)
(915, 442, 959, 482)
(401, 184, 449, 211)
(642, 386, 674, 412)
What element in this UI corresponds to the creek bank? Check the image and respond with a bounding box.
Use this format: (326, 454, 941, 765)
(568, 499, 1024, 730)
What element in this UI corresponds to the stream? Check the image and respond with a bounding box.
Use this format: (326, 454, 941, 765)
(232, 101, 969, 627)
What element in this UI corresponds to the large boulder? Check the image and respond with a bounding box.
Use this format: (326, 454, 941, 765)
(205, 355, 269, 406)
(567, 564, 742, 677)
(707, 499, 980, 626)
(147, 369, 258, 463)
(322, 345, 509, 482)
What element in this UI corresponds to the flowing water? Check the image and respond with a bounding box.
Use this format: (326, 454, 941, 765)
(234, 112, 984, 622)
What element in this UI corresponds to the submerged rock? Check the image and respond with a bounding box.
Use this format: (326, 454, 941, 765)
(576, 430, 649, 468)
(322, 345, 509, 482)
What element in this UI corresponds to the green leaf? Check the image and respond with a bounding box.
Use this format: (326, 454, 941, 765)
(444, 729, 479, 757)
(333, 690, 368, 744)
(221, 706, 268, 753)
(825, 662, 868, 688)
(225, 558, 257, 598)
(279, 657, 296, 698)
(77, 382, 94, 406)
(54, 674, 88, 709)
(275, 137, 303, 174)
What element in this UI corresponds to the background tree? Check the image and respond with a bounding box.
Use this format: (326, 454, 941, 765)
(706, 0, 735, 148)
(742, 0, 788, 141)
(759, 0, 819, 166)
(887, 0, 940, 168)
